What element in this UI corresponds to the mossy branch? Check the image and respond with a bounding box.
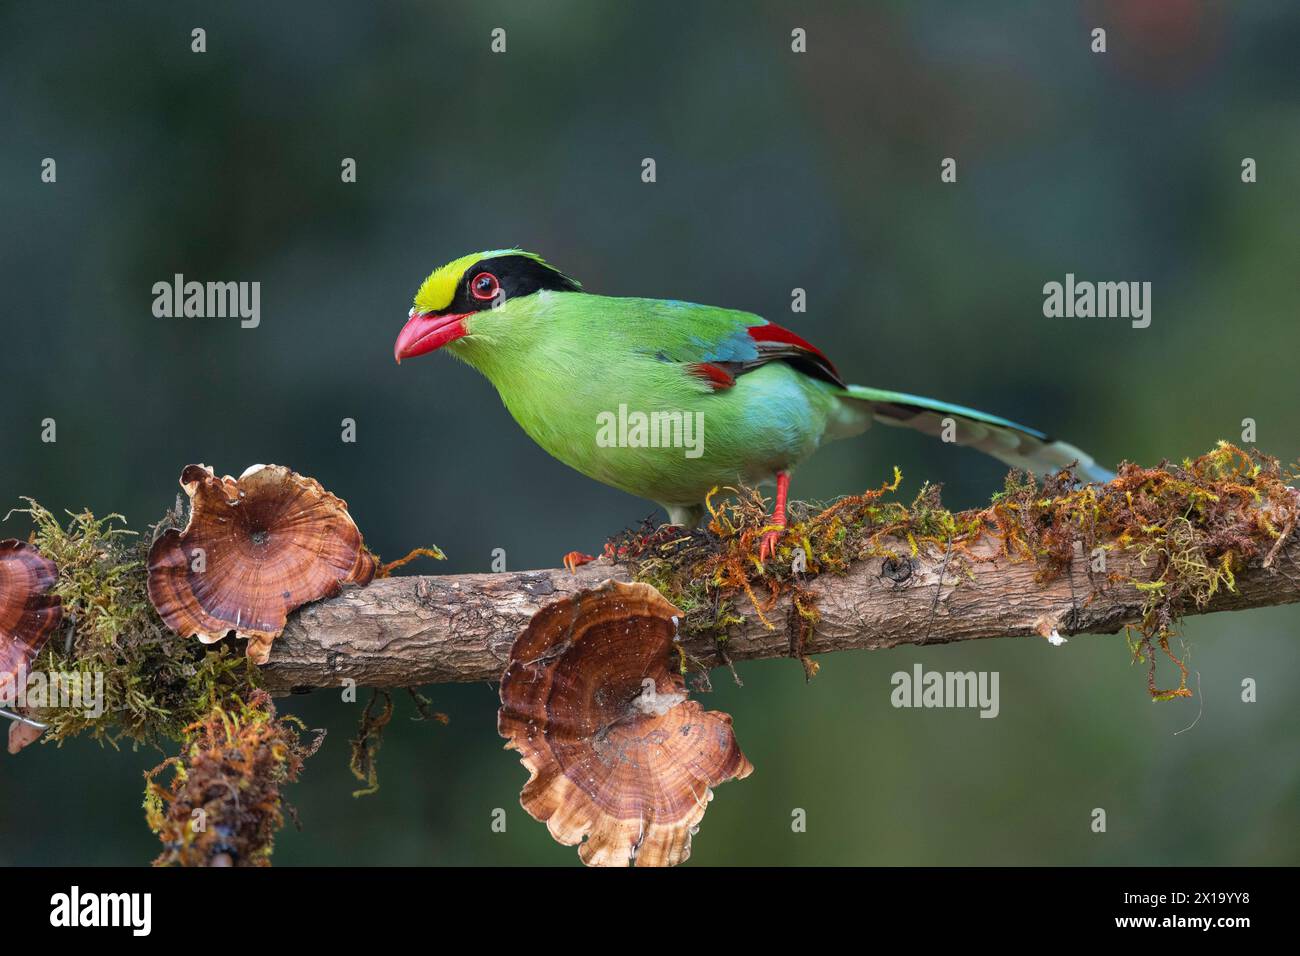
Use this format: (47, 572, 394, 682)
(261, 444, 1300, 697)
(9, 443, 1293, 866)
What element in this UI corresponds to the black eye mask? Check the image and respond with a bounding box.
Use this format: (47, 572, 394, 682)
(443, 255, 583, 314)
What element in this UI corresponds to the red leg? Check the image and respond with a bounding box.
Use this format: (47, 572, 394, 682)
(758, 471, 790, 563)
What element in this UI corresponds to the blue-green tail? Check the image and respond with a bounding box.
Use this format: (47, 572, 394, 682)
(836, 384, 1114, 484)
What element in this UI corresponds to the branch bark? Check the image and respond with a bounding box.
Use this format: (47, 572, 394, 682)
(262, 518, 1300, 693)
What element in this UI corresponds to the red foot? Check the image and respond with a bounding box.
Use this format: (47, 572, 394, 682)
(562, 550, 596, 574)
(758, 471, 791, 563)
(759, 528, 784, 562)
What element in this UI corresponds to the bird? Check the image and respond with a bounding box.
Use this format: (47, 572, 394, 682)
(394, 249, 1111, 565)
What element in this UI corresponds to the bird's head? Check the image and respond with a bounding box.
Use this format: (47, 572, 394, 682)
(394, 249, 582, 363)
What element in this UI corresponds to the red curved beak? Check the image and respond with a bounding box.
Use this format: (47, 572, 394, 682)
(394, 311, 469, 363)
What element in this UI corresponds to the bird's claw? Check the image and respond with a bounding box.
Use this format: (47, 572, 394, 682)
(758, 528, 784, 563)
(562, 550, 596, 574)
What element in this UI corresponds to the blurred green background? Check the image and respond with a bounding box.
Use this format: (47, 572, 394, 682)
(2, 0, 1297, 866)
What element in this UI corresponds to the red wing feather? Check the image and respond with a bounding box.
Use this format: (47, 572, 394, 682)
(746, 323, 845, 388)
(687, 362, 737, 391)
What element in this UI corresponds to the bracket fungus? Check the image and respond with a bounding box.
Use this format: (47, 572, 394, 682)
(0, 539, 63, 693)
(147, 464, 376, 664)
(0, 540, 62, 752)
(499, 579, 752, 867)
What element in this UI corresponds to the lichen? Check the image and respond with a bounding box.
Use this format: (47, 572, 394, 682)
(605, 443, 1298, 701)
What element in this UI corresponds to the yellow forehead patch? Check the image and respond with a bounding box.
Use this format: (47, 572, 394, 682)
(414, 248, 565, 313)
(413, 252, 489, 313)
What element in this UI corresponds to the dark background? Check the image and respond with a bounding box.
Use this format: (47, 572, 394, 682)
(2, 1, 1297, 865)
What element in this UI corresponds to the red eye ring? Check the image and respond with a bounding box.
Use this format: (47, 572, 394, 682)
(470, 271, 500, 301)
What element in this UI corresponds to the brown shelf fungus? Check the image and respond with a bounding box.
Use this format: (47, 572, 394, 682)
(147, 464, 376, 664)
(0, 539, 63, 692)
(1, 540, 62, 752)
(499, 579, 752, 867)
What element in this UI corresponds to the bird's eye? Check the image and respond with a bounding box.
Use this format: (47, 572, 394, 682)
(470, 272, 500, 301)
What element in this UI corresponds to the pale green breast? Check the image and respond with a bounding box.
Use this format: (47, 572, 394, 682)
(457, 294, 844, 506)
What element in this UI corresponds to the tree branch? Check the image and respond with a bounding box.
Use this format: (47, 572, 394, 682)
(262, 511, 1300, 693)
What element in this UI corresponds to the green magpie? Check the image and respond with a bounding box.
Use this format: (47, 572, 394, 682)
(394, 250, 1111, 564)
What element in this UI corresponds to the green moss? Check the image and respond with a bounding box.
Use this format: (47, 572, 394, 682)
(12, 500, 260, 748)
(605, 443, 1298, 701)
(144, 689, 321, 866)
